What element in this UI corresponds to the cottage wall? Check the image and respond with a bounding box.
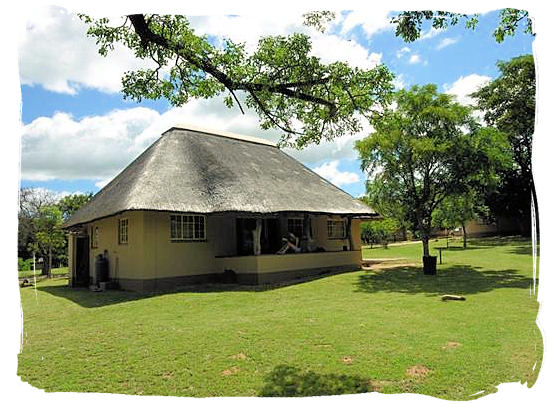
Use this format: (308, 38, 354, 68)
(86, 211, 146, 283)
(80, 211, 363, 291)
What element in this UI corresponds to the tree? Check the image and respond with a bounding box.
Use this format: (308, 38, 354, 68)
(360, 218, 399, 248)
(58, 192, 93, 221)
(30, 206, 66, 277)
(390, 9, 533, 43)
(304, 9, 533, 43)
(355, 85, 510, 264)
(472, 55, 535, 235)
(80, 14, 394, 148)
(18, 188, 56, 260)
(432, 190, 489, 248)
(360, 184, 411, 241)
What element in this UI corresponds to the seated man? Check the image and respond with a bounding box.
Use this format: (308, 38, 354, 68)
(276, 233, 301, 254)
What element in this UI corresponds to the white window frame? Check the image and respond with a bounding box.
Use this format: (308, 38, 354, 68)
(170, 214, 206, 241)
(118, 218, 128, 244)
(327, 219, 347, 239)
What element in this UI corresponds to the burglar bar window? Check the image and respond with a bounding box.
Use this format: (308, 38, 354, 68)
(170, 215, 206, 241)
(327, 219, 346, 239)
(287, 217, 304, 238)
(118, 218, 128, 244)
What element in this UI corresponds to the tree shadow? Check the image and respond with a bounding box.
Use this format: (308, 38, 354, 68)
(355, 265, 535, 296)
(258, 365, 371, 397)
(468, 236, 530, 247)
(511, 245, 538, 256)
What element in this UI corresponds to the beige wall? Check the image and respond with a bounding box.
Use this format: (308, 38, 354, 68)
(141, 211, 237, 279)
(86, 211, 146, 282)
(79, 211, 363, 288)
(217, 250, 362, 280)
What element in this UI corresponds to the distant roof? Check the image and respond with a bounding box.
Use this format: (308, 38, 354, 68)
(63, 127, 376, 228)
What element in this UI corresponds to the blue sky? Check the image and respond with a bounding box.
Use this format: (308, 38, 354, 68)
(19, 7, 534, 198)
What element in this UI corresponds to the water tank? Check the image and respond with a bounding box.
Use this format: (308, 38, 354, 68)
(95, 254, 109, 284)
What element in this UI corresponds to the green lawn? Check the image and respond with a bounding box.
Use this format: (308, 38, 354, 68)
(18, 267, 68, 279)
(18, 237, 541, 399)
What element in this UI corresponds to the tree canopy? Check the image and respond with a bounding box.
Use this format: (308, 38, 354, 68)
(472, 54, 535, 234)
(390, 8, 533, 43)
(18, 189, 94, 275)
(58, 193, 94, 221)
(355, 84, 510, 258)
(80, 14, 394, 148)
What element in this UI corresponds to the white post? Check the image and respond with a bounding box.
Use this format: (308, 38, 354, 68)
(252, 218, 262, 256)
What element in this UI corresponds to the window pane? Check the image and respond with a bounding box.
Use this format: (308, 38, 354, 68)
(194, 216, 205, 239)
(288, 218, 303, 238)
(171, 215, 182, 239)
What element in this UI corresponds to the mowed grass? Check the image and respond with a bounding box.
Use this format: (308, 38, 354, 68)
(18, 267, 68, 279)
(18, 237, 541, 399)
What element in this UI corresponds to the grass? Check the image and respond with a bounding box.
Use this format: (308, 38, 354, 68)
(18, 236, 541, 399)
(18, 267, 68, 279)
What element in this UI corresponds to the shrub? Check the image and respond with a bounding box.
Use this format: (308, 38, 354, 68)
(18, 258, 33, 272)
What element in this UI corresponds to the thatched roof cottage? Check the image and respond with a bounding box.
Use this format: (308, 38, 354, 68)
(64, 125, 376, 291)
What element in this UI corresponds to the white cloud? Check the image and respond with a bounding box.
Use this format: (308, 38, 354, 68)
(284, 117, 374, 165)
(392, 74, 406, 90)
(338, 9, 393, 38)
(436, 37, 459, 50)
(19, 6, 155, 94)
(419, 27, 444, 40)
(310, 34, 382, 69)
(312, 160, 361, 187)
(396, 47, 411, 59)
(21, 96, 374, 186)
(192, 13, 381, 70)
(19, 7, 384, 96)
(21, 107, 162, 181)
(408, 54, 422, 64)
(444, 74, 492, 105)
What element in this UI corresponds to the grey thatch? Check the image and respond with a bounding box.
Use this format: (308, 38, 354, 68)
(63, 126, 376, 228)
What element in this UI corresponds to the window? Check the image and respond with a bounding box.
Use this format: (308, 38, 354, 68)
(118, 218, 128, 244)
(287, 217, 304, 238)
(91, 226, 99, 248)
(170, 215, 206, 241)
(327, 219, 346, 239)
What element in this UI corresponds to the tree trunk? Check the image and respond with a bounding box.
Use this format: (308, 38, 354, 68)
(462, 221, 467, 249)
(41, 253, 51, 277)
(48, 246, 52, 277)
(422, 232, 430, 257)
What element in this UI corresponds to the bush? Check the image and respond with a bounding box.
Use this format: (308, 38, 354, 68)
(18, 258, 33, 272)
(361, 218, 400, 247)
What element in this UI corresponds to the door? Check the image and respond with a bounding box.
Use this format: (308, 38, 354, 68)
(74, 236, 90, 286)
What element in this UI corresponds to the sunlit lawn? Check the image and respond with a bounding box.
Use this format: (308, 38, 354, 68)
(18, 267, 68, 279)
(18, 236, 541, 399)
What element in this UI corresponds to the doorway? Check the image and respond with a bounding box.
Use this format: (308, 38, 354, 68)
(74, 236, 90, 286)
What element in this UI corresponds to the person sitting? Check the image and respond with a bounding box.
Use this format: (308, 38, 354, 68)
(276, 233, 301, 254)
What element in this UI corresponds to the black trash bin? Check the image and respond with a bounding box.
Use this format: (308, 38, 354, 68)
(423, 255, 437, 275)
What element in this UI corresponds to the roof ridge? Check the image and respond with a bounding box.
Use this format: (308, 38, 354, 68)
(168, 124, 278, 147)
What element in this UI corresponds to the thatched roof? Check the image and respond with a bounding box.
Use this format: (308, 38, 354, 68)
(63, 126, 376, 228)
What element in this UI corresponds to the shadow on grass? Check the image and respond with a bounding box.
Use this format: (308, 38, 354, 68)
(511, 245, 538, 256)
(36, 285, 152, 308)
(37, 268, 357, 308)
(259, 365, 370, 397)
(355, 265, 534, 296)
(468, 236, 531, 247)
